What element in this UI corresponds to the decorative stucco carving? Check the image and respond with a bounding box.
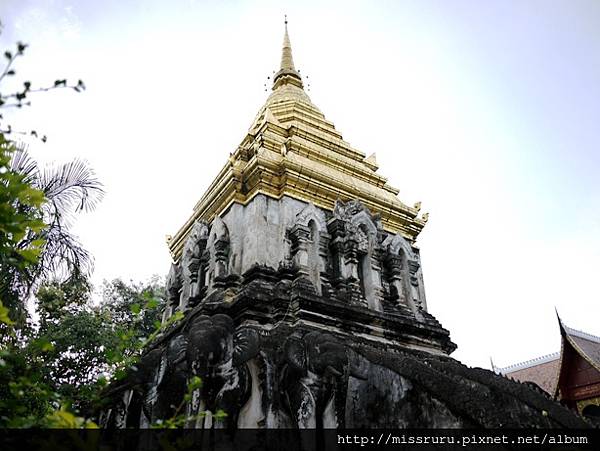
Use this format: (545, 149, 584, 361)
(327, 200, 384, 311)
(288, 203, 329, 294)
(101, 313, 589, 430)
(179, 220, 209, 310)
(207, 216, 230, 284)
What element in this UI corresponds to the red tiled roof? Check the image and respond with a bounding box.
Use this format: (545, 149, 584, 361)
(500, 354, 560, 394)
(496, 319, 600, 397)
(564, 326, 600, 371)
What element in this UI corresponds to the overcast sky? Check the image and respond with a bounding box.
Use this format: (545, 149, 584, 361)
(2, 0, 599, 370)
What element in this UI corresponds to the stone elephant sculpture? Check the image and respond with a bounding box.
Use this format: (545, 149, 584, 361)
(153, 334, 189, 420)
(185, 313, 260, 428)
(165, 263, 183, 314)
(118, 338, 189, 426)
(281, 331, 359, 428)
(126, 347, 164, 426)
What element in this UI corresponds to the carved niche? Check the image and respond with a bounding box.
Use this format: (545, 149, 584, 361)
(382, 233, 426, 317)
(206, 216, 231, 289)
(288, 203, 329, 294)
(327, 200, 384, 312)
(179, 220, 210, 310)
(164, 263, 182, 321)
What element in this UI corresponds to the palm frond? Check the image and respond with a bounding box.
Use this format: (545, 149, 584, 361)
(6, 149, 103, 302)
(9, 143, 39, 184)
(38, 158, 104, 214)
(33, 221, 94, 282)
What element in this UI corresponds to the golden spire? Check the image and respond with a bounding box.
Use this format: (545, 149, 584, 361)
(280, 16, 296, 72)
(273, 16, 304, 90)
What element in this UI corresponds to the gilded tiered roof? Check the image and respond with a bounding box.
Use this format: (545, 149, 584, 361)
(169, 22, 427, 259)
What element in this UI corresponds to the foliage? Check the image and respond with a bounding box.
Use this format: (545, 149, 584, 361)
(101, 277, 166, 340)
(1, 275, 168, 426)
(35, 276, 115, 413)
(0, 136, 46, 327)
(35, 277, 166, 415)
(99, 277, 168, 381)
(0, 23, 101, 326)
(0, 19, 206, 430)
(7, 147, 103, 320)
(0, 20, 99, 428)
(0, 335, 98, 428)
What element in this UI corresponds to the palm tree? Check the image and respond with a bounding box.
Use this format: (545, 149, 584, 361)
(3, 145, 103, 322)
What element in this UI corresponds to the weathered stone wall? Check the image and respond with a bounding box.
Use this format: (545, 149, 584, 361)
(222, 195, 308, 276)
(164, 197, 431, 326)
(101, 313, 589, 429)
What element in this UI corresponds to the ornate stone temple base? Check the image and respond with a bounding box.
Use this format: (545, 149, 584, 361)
(100, 199, 587, 430)
(102, 322, 587, 428)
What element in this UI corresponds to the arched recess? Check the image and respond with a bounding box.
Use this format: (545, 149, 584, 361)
(206, 216, 230, 288)
(382, 233, 425, 315)
(293, 203, 327, 294)
(353, 219, 382, 312)
(179, 220, 209, 310)
(164, 263, 182, 321)
(295, 202, 327, 231)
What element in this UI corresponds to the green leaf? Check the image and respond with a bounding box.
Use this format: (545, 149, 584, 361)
(130, 303, 141, 315)
(46, 408, 80, 428)
(187, 376, 203, 392)
(31, 238, 46, 248)
(171, 311, 184, 322)
(19, 186, 45, 206)
(16, 247, 41, 263)
(32, 337, 55, 352)
(0, 300, 15, 325)
(214, 409, 228, 419)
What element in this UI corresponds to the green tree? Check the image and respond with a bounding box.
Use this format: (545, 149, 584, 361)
(0, 19, 99, 427)
(1, 275, 166, 425)
(102, 277, 166, 338)
(4, 149, 103, 326)
(0, 22, 98, 327)
(99, 277, 167, 382)
(0, 136, 45, 330)
(32, 277, 165, 417)
(0, 17, 179, 429)
(34, 275, 115, 415)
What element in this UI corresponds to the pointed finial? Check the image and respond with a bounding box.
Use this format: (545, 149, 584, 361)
(273, 17, 303, 90)
(555, 307, 569, 338)
(285, 14, 288, 25)
(280, 17, 296, 72)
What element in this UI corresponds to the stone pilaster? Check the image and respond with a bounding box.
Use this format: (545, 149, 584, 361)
(289, 223, 311, 272)
(408, 260, 424, 312)
(213, 238, 229, 279)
